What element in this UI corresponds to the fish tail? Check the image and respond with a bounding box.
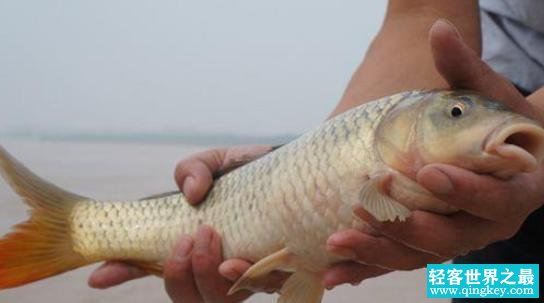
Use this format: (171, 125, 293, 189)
(0, 146, 91, 289)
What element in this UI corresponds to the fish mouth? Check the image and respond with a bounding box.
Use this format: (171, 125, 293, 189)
(484, 121, 544, 175)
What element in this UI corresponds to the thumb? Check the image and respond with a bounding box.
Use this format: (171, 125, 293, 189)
(429, 19, 535, 119)
(175, 158, 215, 204)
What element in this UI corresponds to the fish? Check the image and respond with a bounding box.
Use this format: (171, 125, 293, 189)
(1, 90, 544, 303)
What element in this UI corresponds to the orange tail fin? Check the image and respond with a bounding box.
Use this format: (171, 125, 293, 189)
(0, 146, 91, 289)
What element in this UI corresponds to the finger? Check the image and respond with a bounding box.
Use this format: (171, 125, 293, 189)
(219, 259, 289, 293)
(416, 164, 542, 221)
(164, 235, 202, 303)
(429, 19, 536, 119)
(175, 146, 273, 204)
(218, 259, 253, 282)
(327, 229, 444, 270)
(356, 208, 509, 257)
(88, 261, 148, 289)
(322, 262, 390, 289)
(175, 151, 219, 204)
(192, 226, 252, 302)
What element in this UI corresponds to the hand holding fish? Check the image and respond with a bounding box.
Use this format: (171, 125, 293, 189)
(318, 20, 544, 287)
(88, 146, 288, 302)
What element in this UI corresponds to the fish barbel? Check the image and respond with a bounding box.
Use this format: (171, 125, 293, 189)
(1, 90, 544, 303)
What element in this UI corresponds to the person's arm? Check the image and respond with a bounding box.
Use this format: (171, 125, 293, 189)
(331, 0, 481, 116)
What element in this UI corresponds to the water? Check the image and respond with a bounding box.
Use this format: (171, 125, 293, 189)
(0, 130, 296, 146)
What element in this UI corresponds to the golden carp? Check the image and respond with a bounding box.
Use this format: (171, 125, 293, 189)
(1, 90, 543, 303)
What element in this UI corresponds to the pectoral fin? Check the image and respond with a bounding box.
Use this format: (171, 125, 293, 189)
(228, 248, 293, 295)
(360, 174, 411, 222)
(278, 270, 324, 303)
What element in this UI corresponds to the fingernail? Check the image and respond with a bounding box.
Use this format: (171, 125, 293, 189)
(174, 235, 193, 261)
(220, 267, 239, 282)
(322, 275, 335, 290)
(433, 19, 462, 40)
(418, 167, 453, 195)
(327, 234, 357, 258)
(182, 176, 195, 197)
(328, 246, 357, 259)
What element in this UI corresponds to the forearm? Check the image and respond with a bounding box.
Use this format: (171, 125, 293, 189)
(331, 0, 480, 116)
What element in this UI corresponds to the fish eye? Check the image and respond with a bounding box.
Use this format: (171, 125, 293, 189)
(449, 103, 465, 118)
(451, 106, 463, 117)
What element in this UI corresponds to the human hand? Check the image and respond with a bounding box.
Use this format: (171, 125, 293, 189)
(173, 145, 277, 204)
(322, 19, 544, 288)
(88, 145, 286, 302)
(89, 226, 279, 303)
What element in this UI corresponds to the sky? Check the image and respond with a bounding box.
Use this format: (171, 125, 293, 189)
(0, 1, 386, 138)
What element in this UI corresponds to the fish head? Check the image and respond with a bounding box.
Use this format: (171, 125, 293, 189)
(376, 90, 544, 179)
